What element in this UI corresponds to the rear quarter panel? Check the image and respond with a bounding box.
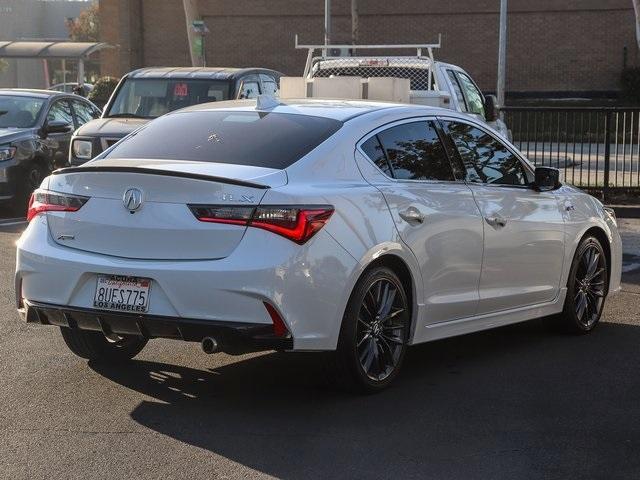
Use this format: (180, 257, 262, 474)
(281, 120, 425, 342)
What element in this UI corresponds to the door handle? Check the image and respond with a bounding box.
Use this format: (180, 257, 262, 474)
(485, 216, 507, 228)
(399, 208, 424, 225)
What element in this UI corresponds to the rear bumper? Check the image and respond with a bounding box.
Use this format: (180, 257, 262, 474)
(20, 300, 292, 354)
(16, 215, 359, 351)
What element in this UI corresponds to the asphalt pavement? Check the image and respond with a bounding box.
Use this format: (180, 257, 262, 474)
(1, 220, 640, 480)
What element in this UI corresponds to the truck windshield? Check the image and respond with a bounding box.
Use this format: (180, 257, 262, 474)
(0, 96, 45, 128)
(106, 78, 232, 119)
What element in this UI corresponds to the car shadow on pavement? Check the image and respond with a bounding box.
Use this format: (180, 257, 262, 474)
(90, 320, 640, 479)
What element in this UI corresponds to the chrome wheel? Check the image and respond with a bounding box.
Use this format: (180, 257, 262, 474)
(574, 244, 606, 328)
(356, 278, 407, 381)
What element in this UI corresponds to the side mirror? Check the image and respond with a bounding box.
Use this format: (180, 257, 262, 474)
(484, 95, 499, 122)
(44, 120, 72, 135)
(534, 166, 561, 191)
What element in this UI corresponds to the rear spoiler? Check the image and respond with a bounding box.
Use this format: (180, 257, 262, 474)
(52, 166, 271, 190)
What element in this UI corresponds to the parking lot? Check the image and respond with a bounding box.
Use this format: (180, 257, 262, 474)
(0, 217, 638, 479)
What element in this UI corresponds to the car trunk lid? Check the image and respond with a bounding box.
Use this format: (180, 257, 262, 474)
(45, 159, 286, 260)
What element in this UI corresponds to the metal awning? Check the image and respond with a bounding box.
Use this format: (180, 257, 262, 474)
(0, 41, 111, 59)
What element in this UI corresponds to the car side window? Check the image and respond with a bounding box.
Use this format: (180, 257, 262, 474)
(239, 76, 261, 99)
(47, 100, 73, 126)
(71, 100, 99, 127)
(443, 121, 528, 186)
(369, 121, 454, 181)
(447, 70, 467, 112)
(361, 135, 393, 177)
(456, 72, 485, 118)
(260, 74, 279, 96)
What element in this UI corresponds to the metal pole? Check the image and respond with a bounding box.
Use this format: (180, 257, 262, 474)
(324, 0, 331, 56)
(77, 58, 85, 87)
(351, 0, 358, 48)
(603, 111, 612, 202)
(201, 33, 206, 67)
(496, 0, 507, 110)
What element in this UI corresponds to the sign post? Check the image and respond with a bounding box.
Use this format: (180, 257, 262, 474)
(191, 20, 209, 67)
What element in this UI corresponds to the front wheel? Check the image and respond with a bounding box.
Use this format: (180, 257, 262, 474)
(332, 266, 410, 393)
(559, 236, 609, 333)
(60, 327, 147, 362)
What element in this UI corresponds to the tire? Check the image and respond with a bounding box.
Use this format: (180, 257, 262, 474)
(558, 236, 609, 333)
(59, 327, 147, 362)
(332, 266, 410, 393)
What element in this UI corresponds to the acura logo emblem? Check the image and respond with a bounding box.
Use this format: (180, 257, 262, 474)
(123, 188, 143, 212)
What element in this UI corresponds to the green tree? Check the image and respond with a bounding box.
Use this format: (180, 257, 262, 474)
(66, 2, 99, 42)
(0, 59, 8, 73)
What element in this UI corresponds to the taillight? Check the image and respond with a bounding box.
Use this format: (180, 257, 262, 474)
(189, 204, 334, 244)
(27, 190, 89, 222)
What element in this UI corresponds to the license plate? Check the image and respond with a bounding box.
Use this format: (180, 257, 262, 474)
(93, 275, 151, 313)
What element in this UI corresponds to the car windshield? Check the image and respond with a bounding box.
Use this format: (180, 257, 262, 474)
(103, 111, 343, 169)
(106, 78, 233, 119)
(0, 95, 45, 128)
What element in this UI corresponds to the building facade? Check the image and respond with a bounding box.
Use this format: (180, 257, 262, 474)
(0, 0, 90, 88)
(100, 0, 639, 98)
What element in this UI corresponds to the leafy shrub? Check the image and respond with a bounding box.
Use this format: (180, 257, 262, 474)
(88, 76, 120, 108)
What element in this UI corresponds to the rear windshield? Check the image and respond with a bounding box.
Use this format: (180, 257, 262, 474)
(104, 111, 343, 169)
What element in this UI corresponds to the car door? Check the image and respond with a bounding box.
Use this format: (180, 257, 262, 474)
(43, 99, 74, 169)
(358, 118, 484, 326)
(440, 118, 565, 314)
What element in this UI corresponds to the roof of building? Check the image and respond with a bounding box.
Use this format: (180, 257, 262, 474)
(0, 41, 111, 59)
(126, 67, 283, 80)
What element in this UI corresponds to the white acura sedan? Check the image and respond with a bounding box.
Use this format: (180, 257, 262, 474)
(16, 99, 622, 392)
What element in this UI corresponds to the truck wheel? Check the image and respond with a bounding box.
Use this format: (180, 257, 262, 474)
(59, 327, 147, 362)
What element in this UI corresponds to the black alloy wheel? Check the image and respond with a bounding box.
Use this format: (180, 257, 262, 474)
(560, 236, 608, 333)
(333, 266, 410, 393)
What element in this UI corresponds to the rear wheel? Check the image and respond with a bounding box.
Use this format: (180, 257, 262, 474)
(333, 266, 410, 393)
(559, 236, 608, 333)
(60, 327, 147, 362)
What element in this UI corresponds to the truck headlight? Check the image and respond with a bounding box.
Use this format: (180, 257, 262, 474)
(72, 139, 93, 160)
(0, 146, 16, 161)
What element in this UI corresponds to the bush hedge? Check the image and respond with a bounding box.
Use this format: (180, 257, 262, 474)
(88, 76, 120, 109)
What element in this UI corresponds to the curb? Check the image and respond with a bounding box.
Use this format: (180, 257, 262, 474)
(609, 205, 640, 219)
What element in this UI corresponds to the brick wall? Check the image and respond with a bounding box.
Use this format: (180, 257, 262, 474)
(100, 0, 639, 95)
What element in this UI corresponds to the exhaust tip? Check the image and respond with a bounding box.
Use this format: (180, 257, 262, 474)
(201, 336, 219, 354)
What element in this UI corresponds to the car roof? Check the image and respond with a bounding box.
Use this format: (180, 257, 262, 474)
(175, 98, 450, 122)
(126, 67, 282, 80)
(0, 88, 62, 99)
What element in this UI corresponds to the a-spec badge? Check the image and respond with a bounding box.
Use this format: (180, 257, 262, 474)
(123, 188, 144, 212)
